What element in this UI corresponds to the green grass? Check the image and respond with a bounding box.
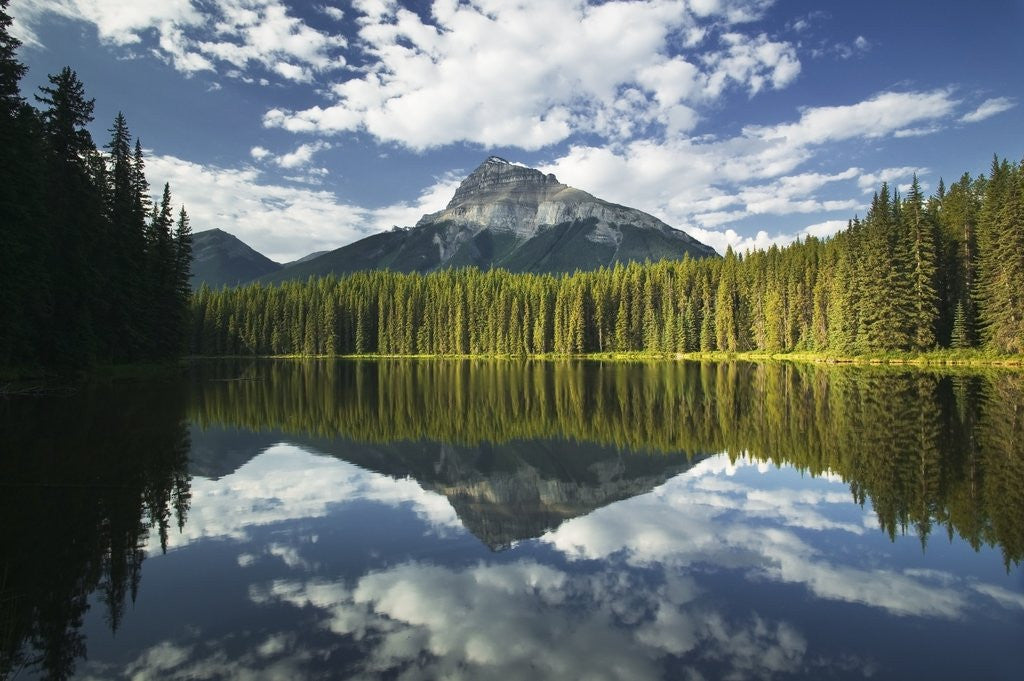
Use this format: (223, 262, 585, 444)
(189, 349, 1024, 367)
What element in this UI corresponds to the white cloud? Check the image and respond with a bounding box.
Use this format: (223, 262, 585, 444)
(745, 89, 957, 149)
(702, 32, 800, 98)
(12, 0, 345, 82)
(856, 166, 928, 193)
(146, 154, 370, 262)
(12, 0, 202, 48)
(959, 97, 1016, 123)
(833, 35, 871, 59)
(145, 147, 489, 259)
(263, 0, 799, 149)
(538, 89, 953, 252)
(318, 5, 345, 21)
(800, 219, 848, 239)
(274, 141, 331, 169)
(366, 172, 463, 231)
(151, 90, 955, 260)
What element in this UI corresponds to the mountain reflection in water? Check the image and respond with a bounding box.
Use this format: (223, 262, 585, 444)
(1, 359, 1022, 680)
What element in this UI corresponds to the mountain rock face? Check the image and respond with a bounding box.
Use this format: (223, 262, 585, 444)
(419, 156, 699, 242)
(190, 229, 281, 289)
(261, 156, 717, 283)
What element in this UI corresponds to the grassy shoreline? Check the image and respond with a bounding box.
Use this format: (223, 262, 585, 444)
(190, 349, 1024, 368)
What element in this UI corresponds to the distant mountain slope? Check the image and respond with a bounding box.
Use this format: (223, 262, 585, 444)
(285, 250, 329, 266)
(260, 156, 717, 283)
(190, 229, 282, 289)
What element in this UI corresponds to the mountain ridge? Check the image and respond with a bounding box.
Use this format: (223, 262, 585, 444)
(192, 157, 719, 287)
(258, 156, 717, 283)
(190, 228, 282, 289)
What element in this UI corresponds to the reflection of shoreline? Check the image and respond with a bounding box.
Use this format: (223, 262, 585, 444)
(189, 359, 1024, 566)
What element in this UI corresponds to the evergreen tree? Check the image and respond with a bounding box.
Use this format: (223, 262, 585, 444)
(36, 67, 103, 365)
(904, 175, 938, 350)
(0, 0, 23, 117)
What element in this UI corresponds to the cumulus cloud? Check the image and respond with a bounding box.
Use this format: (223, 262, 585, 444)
(537, 89, 953, 252)
(145, 87, 962, 259)
(11, 0, 345, 82)
(318, 5, 345, 22)
(11, 0, 201, 49)
(145, 153, 372, 261)
(262, 0, 798, 149)
(144, 151, 479, 259)
(959, 97, 1016, 123)
(273, 141, 331, 169)
(367, 172, 464, 231)
(856, 166, 928, 193)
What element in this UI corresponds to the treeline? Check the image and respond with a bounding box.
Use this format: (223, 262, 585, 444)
(192, 159, 1023, 358)
(190, 359, 1024, 566)
(0, 1, 192, 371)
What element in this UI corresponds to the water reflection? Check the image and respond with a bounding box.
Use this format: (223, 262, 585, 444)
(190, 359, 1024, 565)
(0, 378, 191, 681)
(1, 359, 1022, 680)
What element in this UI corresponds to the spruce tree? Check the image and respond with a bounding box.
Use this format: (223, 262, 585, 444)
(36, 68, 103, 366)
(0, 0, 24, 117)
(904, 175, 938, 350)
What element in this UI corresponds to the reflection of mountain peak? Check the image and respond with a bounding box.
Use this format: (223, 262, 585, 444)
(437, 458, 695, 551)
(187, 427, 700, 550)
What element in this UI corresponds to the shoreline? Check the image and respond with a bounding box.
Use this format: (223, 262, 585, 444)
(188, 350, 1024, 368)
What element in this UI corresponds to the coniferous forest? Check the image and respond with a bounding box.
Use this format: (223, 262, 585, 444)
(191, 163, 1024, 358)
(0, 0, 192, 373)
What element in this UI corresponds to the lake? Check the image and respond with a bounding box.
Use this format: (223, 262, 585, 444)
(2, 359, 1022, 680)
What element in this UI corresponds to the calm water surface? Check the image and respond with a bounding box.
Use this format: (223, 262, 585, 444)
(2, 360, 1022, 680)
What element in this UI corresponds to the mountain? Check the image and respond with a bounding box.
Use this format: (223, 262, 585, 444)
(190, 228, 282, 289)
(285, 250, 329, 266)
(260, 156, 717, 283)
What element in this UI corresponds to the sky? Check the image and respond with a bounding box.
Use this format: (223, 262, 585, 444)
(9, 0, 1023, 262)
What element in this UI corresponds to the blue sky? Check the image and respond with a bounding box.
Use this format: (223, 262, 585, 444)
(10, 0, 1023, 261)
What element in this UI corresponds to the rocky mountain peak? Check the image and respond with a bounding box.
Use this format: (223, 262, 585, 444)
(446, 156, 561, 210)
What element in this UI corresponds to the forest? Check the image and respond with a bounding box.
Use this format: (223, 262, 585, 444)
(191, 161, 1024, 359)
(0, 0, 192, 372)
